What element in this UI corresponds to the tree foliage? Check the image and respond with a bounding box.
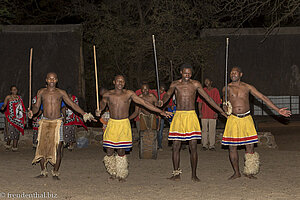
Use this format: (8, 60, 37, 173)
(1, 0, 299, 108)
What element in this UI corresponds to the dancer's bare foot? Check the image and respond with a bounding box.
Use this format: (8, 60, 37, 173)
(228, 173, 241, 180)
(35, 174, 48, 178)
(118, 178, 126, 182)
(167, 175, 181, 181)
(244, 174, 257, 179)
(52, 176, 60, 180)
(192, 176, 200, 182)
(108, 176, 116, 181)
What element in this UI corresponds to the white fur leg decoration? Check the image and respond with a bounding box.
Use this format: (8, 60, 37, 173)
(115, 155, 128, 180)
(103, 155, 116, 176)
(243, 152, 260, 175)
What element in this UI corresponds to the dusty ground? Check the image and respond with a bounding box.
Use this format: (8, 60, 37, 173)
(0, 119, 300, 200)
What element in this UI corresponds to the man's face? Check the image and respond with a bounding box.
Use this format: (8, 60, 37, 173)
(181, 68, 192, 82)
(204, 79, 212, 87)
(113, 76, 125, 90)
(141, 84, 149, 95)
(10, 87, 18, 95)
(46, 73, 58, 87)
(230, 68, 242, 82)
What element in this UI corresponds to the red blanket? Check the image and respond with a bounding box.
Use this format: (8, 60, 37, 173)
(4, 96, 26, 135)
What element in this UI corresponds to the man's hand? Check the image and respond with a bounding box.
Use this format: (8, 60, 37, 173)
(95, 109, 101, 117)
(220, 111, 228, 119)
(28, 109, 33, 119)
(214, 113, 218, 119)
(222, 104, 228, 113)
(199, 113, 202, 119)
(278, 108, 291, 117)
(160, 111, 173, 118)
(83, 113, 98, 122)
(157, 100, 163, 107)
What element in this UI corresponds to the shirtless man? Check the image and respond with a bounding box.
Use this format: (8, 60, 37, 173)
(222, 67, 291, 180)
(95, 75, 171, 181)
(161, 63, 227, 182)
(28, 72, 95, 180)
(129, 83, 158, 130)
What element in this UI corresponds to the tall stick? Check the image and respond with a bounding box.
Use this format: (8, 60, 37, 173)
(152, 35, 160, 100)
(93, 45, 99, 110)
(225, 38, 229, 102)
(28, 48, 33, 110)
(170, 60, 173, 82)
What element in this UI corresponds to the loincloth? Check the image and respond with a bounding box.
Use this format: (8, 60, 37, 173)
(168, 110, 201, 141)
(139, 113, 157, 131)
(103, 118, 132, 149)
(222, 113, 258, 146)
(32, 118, 63, 166)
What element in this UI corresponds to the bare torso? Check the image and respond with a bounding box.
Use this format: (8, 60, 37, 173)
(103, 89, 133, 119)
(39, 88, 64, 119)
(138, 93, 157, 115)
(228, 82, 251, 114)
(173, 79, 198, 111)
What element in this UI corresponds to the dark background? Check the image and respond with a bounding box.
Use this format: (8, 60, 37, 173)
(0, 25, 84, 108)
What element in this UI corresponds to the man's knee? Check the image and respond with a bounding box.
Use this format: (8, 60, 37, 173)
(106, 148, 114, 156)
(189, 140, 197, 152)
(229, 146, 237, 152)
(117, 149, 125, 156)
(172, 141, 181, 151)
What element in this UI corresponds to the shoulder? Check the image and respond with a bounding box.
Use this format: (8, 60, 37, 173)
(37, 88, 46, 95)
(191, 80, 201, 87)
(57, 88, 67, 95)
(241, 82, 252, 89)
(170, 80, 180, 88)
(126, 89, 135, 96)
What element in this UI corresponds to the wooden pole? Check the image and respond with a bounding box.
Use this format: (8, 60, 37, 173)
(152, 35, 161, 100)
(93, 45, 99, 110)
(29, 48, 33, 110)
(225, 38, 229, 103)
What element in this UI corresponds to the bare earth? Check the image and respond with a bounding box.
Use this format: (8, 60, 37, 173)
(1, 121, 300, 200)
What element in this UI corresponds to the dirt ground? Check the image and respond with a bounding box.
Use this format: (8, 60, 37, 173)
(0, 119, 300, 200)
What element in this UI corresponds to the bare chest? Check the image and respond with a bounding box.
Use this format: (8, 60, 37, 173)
(109, 93, 131, 105)
(42, 92, 62, 104)
(229, 86, 249, 99)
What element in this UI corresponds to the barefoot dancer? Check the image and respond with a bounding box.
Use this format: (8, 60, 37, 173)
(96, 75, 171, 182)
(28, 72, 95, 180)
(1, 85, 26, 152)
(222, 67, 291, 180)
(161, 64, 227, 182)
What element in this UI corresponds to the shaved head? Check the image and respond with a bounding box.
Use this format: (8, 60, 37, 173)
(47, 72, 58, 78)
(114, 75, 125, 81)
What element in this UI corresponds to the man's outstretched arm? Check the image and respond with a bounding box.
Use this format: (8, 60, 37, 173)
(249, 84, 291, 117)
(131, 91, 172, 118)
